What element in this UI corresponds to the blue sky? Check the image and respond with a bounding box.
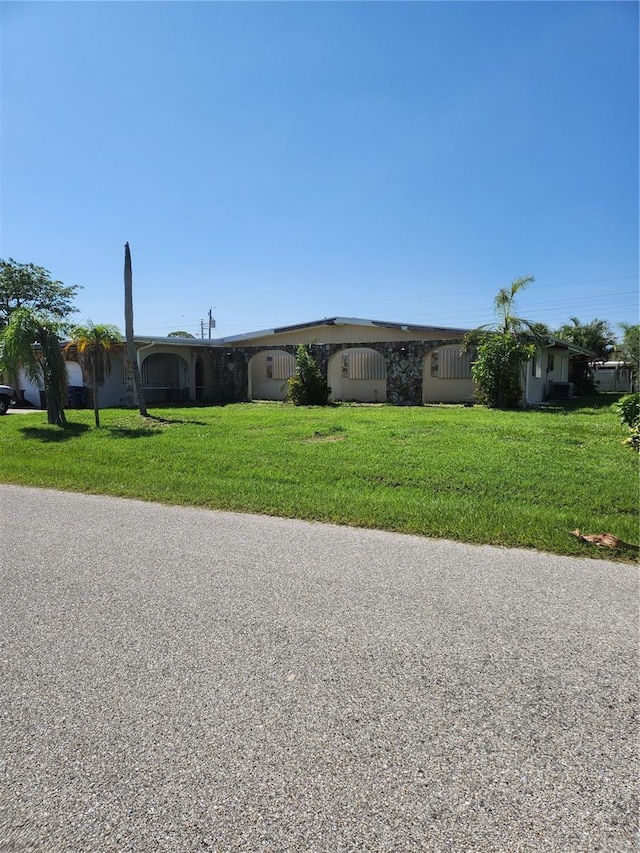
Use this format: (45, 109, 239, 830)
(1, 1, 638, 339)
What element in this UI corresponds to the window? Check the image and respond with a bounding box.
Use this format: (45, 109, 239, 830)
(342, 350, 386, 380)
(266, 352, 295, 381)
(436, 348, 473, 380)
(142, 353, 183, 386)
(531, 356, 542, 379)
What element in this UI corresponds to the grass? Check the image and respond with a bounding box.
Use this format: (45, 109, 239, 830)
(1, 394, 638, 559)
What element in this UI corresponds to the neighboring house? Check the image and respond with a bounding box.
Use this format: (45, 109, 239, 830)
(524, 337, 594, 404)
(18, 360, 84, 408)
(592, 361, 635, 393)
(18, 316, 594, 409)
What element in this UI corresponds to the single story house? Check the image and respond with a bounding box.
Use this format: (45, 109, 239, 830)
(592, 361, 635, 393)
(19, 317, 593, 409)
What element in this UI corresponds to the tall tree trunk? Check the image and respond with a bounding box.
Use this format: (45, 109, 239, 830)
(47, 399, 66, 426)
(92, 363, 100, 427)
(123, 358, 135, 407)
(124, 242, 149, 417)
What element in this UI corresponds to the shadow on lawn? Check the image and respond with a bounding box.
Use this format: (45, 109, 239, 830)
(20, 423, 90, 442)
(532, 393, 624, 415)
(106, 415, 208, 438)
(107, 426, 162, 439)
(144, 415, 209, 426)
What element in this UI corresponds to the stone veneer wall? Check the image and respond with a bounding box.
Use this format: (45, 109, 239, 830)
(206, 339, 462, 405)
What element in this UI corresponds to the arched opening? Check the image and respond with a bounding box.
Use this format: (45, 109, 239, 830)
(422, 346, 475, 403)
(328, 348, 387, 402)
(249, 350, 296, 400)
(141, 352, 190, 403)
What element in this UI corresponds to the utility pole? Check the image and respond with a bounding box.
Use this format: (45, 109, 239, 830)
(200, 309, 215, 340)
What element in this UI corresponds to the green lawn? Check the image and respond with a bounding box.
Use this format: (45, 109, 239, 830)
(2, 396, 638, 559)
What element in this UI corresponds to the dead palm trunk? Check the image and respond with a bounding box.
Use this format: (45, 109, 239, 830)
(92, 362, 100, 428)
(124, 242, 149, 417)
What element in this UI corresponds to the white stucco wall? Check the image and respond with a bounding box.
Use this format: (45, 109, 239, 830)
(525, 348, 571, 403)
(248, 351, 295, 400)
(98, 353, 129, 407)
(17, 362, 83, 407)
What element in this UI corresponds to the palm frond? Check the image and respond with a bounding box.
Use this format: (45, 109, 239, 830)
(40, 324, 68, 406)
(0, 307, 43, 384)
(66, 322, 123, 387)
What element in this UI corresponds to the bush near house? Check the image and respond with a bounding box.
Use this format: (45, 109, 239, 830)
(286, 345, 331, 406)
(471, 334, 535, 409)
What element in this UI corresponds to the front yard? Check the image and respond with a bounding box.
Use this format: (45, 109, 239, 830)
(1, 395, 637, 559)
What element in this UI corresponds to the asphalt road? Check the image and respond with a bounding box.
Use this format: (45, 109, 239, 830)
(1, 485, 637, 852)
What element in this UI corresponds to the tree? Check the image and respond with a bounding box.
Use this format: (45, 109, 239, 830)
(555, 317, 615, 362)
(493, 275, 536, 335)
(0, 307, 67, 425)
(286, 345, 330, 405)
(463, 276, 538, 409)
(617, 323, 639, 389)
(123, 243, 148, 417)
(65, 323, 123, 427)
(167, 330, 195, 338)
(0, 258, 80, 331)
(470, 334, 536, 409)
(555, 317, 616, 394)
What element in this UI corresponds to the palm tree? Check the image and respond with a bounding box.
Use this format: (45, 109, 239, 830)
(555, 317, 615, 362)
(494, 275, 535, 335)
(65, 322, 123, 427)
(124, 242, 148, 417)
(0, 307, 67, 425)
(555, 317, 616, 394)
(462, 275, 541, 409)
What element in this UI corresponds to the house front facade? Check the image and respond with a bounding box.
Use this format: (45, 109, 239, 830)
(18, 317, 591, 409)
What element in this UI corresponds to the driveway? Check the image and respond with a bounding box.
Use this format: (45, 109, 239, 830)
(1, 485, 637, 852)
(5, 406, 42, 415)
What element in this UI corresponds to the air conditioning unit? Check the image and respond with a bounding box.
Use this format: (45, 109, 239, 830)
(549, 382, 574, 400)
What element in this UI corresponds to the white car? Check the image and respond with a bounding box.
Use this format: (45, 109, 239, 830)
(0, 385, 14, 415)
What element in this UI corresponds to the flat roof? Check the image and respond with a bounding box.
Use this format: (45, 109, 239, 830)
(213, 316, 471, 344)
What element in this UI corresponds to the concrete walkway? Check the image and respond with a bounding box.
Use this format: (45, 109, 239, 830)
(4, 406, 42, 415)
(1, 485, 637, 851)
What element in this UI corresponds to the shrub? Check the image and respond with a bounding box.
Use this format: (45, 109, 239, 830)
(624, 422, 640, 452)
(615, 393, 640, 428)
(616, 393, 640, 453)
(286, 345, 331, 406)
(471, 333, 535, 409)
